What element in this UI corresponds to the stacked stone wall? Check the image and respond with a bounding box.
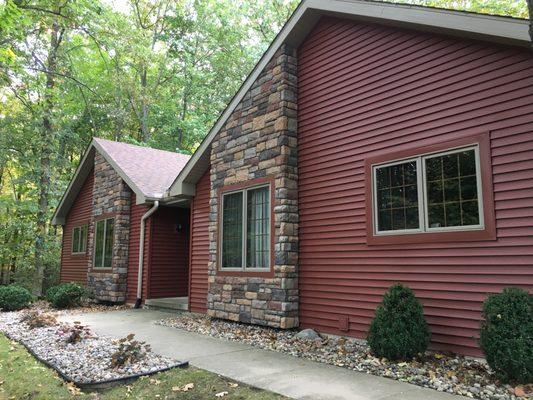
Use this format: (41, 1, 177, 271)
(86, 152, 131, 302)
(207, 44, 299, 329)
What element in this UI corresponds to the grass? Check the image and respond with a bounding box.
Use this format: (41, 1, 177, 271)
(0, 333, 286, 400)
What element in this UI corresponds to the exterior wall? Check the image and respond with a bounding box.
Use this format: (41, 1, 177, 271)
(148, 207, 190, 298)
(86, 153, 131, 302)
(297, 17, 533, 356)
(189, 169, 210, 313)
(207, 44, 299, 328)
(60, 169, 94, 284)
(126, 193, 151, 304)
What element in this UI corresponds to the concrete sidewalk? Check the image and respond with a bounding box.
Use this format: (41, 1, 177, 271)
(59, 309, 467, 400)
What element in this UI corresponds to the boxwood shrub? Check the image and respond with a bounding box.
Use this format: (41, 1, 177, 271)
(46, 282, 85, 309)
(0, 285, 33, 311)
(479, 287, 532, 383)
(367, 283, 430, 360)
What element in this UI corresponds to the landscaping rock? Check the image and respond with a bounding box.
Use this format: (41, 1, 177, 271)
(0, 309, 177, 384)
(156, 313, 524, 400)
(295, 329, 320, 341)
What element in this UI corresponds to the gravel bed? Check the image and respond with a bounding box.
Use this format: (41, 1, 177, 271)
(156, 314, 531, 400)
(0, 310, 177, 384)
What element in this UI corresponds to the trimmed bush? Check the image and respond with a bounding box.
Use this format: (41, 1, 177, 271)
(479, 287, 532, 383)
(367, 283, 430, 360)
(46, 283, 85, 309)
(0, 285, 33, 311)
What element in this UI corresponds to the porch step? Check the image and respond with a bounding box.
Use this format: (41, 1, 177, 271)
(144, 297, 189, 311)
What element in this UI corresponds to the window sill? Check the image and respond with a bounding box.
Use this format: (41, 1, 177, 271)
(217, 269, 274, 278)
(367, 228, 496, 245)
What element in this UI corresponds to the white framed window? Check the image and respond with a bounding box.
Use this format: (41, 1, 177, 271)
(93, 217, 114, 268)
(71, 225, 88, 254)
(220, 184, 271, 270)
(372, 145, 484, 235)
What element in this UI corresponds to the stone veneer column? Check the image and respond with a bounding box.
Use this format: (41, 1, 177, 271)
(86, 152, 131, 302)
(207, 44, 299, 329)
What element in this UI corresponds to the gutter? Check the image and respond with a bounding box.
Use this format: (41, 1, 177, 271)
(134, 200, 159, 308)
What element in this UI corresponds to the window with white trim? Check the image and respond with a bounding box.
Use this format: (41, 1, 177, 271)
(71, 225, 88, 254)
(372, 145, 483, 235)
(93, 217, 114, 268)
(221, 185, 270, 270)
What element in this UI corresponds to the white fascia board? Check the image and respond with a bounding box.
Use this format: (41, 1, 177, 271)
(168, 0, 530, 198)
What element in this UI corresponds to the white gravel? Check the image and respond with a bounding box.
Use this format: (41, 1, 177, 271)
(156, 314, 530, 400)
(0, 310, 178, 384)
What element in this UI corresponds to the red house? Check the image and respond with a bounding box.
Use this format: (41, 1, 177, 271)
(53, 0, 533, 356)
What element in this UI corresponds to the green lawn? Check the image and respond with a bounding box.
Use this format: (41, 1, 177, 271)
(0, 333, 286, 400)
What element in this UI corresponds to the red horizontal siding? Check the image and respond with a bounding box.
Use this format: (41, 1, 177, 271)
(297, 17, 533, 356)
(126, 193, 151, 304)
(189, 169, 210, 313)
(148, 207, 189, 298)
(60, 169, 93, 284)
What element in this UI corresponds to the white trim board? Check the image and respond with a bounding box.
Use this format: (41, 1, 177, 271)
(168, 0, 530, 198)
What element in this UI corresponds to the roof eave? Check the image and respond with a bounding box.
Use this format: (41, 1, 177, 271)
(168, 0, 530, 197)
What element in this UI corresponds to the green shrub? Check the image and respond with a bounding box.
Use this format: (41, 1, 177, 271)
(367, 283, 430, 360)
(479, 287, 532, 383)
(0, 285, 33, 311)
(46, 283, 85, 309)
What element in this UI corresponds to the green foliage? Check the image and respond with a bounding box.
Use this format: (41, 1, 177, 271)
(367, 284, 430, 360)
(46, 282, 85, 309)
(479, 288, 533, 383)
(0, 285, 33, 311)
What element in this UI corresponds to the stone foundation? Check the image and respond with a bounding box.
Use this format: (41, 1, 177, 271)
(86, 153, 131, 302)
(207, 44, 299, 328)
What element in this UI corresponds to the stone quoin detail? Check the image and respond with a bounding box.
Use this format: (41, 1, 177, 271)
(86, 152, 131, 302)
(207, 44, 299, 329)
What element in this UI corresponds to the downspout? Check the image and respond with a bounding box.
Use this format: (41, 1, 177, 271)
(134, 201, 159, 308)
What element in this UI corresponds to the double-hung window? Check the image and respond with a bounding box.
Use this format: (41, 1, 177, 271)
(221, 185, 271, 270)
(71, 225, 88, 254)
(372, 145, 484, 235)
(93, 217, 114, 269)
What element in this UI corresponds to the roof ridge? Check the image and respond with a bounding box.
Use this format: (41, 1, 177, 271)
(93, 137, 191, 158)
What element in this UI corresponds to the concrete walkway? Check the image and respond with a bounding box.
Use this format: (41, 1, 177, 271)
(60, 309, 467, 400)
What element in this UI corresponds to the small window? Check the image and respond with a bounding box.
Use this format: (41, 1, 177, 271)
(71, 225, 88, 254)
(93, 218, 114, 268)
(221, 185, 270, 270)
(372, 146, 483, 235)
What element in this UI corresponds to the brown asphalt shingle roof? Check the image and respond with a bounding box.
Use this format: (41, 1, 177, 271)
(94, 138, 191, 198)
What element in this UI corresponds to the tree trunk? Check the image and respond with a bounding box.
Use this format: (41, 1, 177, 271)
(140, 67, 149, 142)
(33, 22, 60, 296)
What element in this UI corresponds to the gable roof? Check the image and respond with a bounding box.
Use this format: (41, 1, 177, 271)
(52, 138, 190, 225)
(168, 0, 530, 198)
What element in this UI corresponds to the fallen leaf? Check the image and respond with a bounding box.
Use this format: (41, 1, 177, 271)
(182, 383, 194, 391)
(149, 378, 161, 386)
(434, 353, 445, 359)
(215, 391, 229, 397)
(172, 386, 180, 392)
(229, 383, 239, 388)
(514, 386, 526, 397)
